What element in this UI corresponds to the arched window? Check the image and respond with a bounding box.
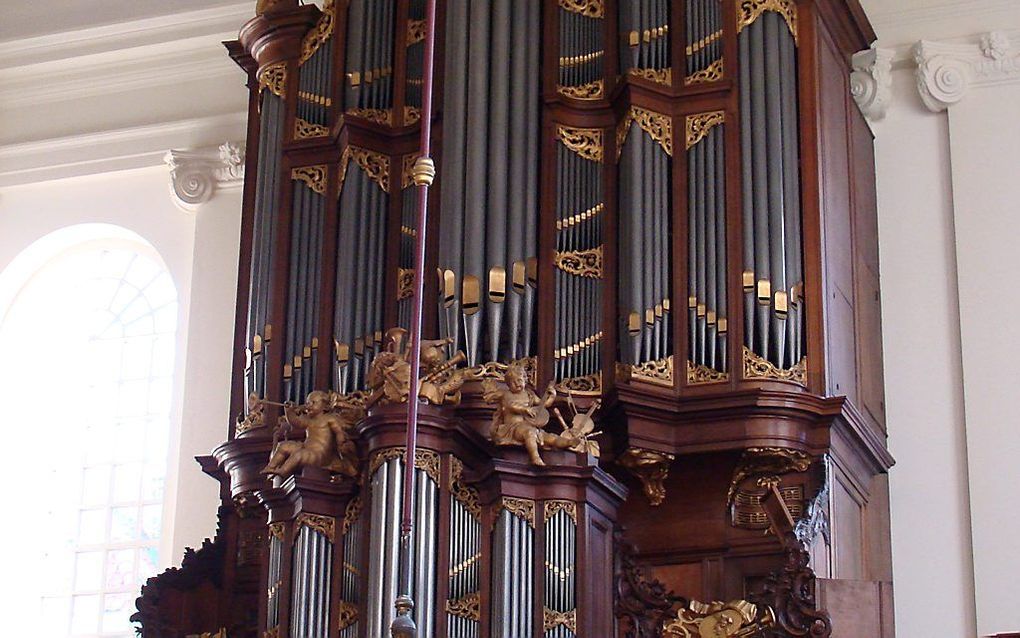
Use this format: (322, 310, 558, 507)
(0, 229, 178, 637)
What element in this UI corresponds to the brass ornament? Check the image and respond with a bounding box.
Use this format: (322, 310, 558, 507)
(258, 62, 287, 98)
(663, 599, 776, 637)
(544, 608, 578, 633)
(268, 522, 285, 541)
(733, 483, 804, 528)
(295, 513, 336, 542)
(446, 592, 481, 621)
(555, 246, 603, 278)
(294, 117, 329, 139)
(558, 79, 605, 100)
(544, 500, 578, 523)
(618, 448, 675, 506)
(450, 457, 482, 518)
(338, 145, 390, 193)
(687, 361, 729, 385)
(411, 156, 436, 186)
(406, 18, 426, 45)
(556, 126, 604, 163)
(338, 601, 358, 630)
(617, 106, 673, 158)
(742, 347, 807, 385)
(686, 111, 726, 150)
(628, 66, 673, 86)
(291, 165, 328, 194)
(397, 267, 415, 300)
(341, 497, 362, 536)
(558, 0, 605, 18)
(685, 58, 725, 86)
(501, 497, 537, 528)
(299, 0, 335, 64)
(736, 0, 799, 45)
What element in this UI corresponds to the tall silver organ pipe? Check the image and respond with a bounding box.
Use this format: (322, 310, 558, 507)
(333, 151, 390, 393)
(286, 168, 326, 402)
(738, 9, 804, 372)
(447, 459, 481, 638)
(617, 110, 672, 371)
(438, 0, 540, 366)
(366, 452, 439, 636)
(491, 501, 535, 638)
(686, 113, 728, 378)
(338, 499, 363, 638)
(619, 0, 671, 84)
(558, 0, 606, 99)
(343, 0, 395, 114)
(295, 0, 335, 137)
(684, 0, 724, 86)
(245, 87, 286, 402)
(398, 170, 417, 330)
(267, 529, 283, 631)
(405, 0, 426, 113)
(543, 503, 577, 638)
(290, 524, 334, 638)
(555, 127, 604, 389)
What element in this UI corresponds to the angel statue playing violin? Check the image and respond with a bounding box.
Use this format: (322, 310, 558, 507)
(482, 361, 586, 466)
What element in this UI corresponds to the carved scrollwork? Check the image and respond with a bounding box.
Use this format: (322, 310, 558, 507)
(615, 533, 686, 637)
(555, 246, 603, 278)
(687, 361, 728, 385)
(397, 267, 415, 300)
(294, 117, 329, 139)
(295, 513, 335, 543)
(406, 18, 426, 45)
(464, 357, 537, 383)
(300, 0, 335, 64)
(544, 500, 578, 523)
(368, 447, 440, 483)
(618, 448, 675, 506)
(617, 106, 673, 158)
(500, 497, 536, 528)
(338, 601, 358, 630)
(684, 58, 725, 86)
(543, 608, 577, 633)
(558, 0, 605, 18)
(663, 599, 776, 637)
(555, 373, 602, 396)
(345, 107, 392, 125)
(258, 61, 287, 98)
(338, 145, 390, 193)
(752, 529, 832, 637)
(737, 0, 798, 45)
(558, 79, 605, 100)
(742, 347, 807, 385)
(622, 356, 674, 387)
(629, 66, 673, 86)
(556, 126, 604, 163)
(292, 165, 328, 194)
(728, 447, 811, 511)
(446, 592, 481, 621)
(268, 522, 285, 541)
(450, 457, 481, 518)
(401, 153, 417, 189)
(341, 497, 362, 536)
(686, 111, 725, 150)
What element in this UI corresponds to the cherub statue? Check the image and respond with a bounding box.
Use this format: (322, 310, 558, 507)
(482, 361, 591, 466)
(235, 391, 265, 434)
(366, 328, 466, 407)
(260, 390, 364, 479)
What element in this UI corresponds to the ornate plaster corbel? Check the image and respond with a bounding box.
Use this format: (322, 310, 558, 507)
(850, 46, 894, 121)
(164, 142, 245, 211)
(914, 31, 1020, 112)
(618, 448, 675, 506)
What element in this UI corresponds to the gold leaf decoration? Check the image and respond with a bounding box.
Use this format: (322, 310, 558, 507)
(617, 448, 675, 506)
(300, 0, 335, 64)
(407, 19, 426, 45)
(292, 165, 328, 194)
(268, 522, 285, 541)
(622, 355, 674, 387)
(397, 268, 415, 300)
(401, 153, 417, 189)
(663, 599, 776, 637)
(556, 126, 604, 163)
(556, 373, 602, 396)
(737, 0, 798, 45)
(686, 29, 723, 56)
(558, 0, 604, 18)
(295, 513, 335, 542)
(346, 107, 392, 125)
(338, 601, 358, 630)
(685, 58, 725, 86)
(341, 497, 362, 536)
(687, 361, 729, 385)
(258, 61, 287, 98)
(450, 457, 481, 518)
(544, 500, 578, 523)
(294, 117, 329, 139)
(555, 246, 603, 278)
(297, 90, 332, 106)
(446, 592, 481, 621)
(558, 79, 605, 100)
(415, 449, 441, 483)
(368, 447, 406, 478)
(501, 497, 536, 528)
(628, 66, 673, 85)
(544, 608, 578, 633)
(464, 357, 538, 383)
(742, 347, 806, 385)
(557, 202, 604, 230)
(404, 106, 422, 124)
(728, 447, 811, 505)
(686, 110, 726, 150)
(617, 106, 673, 158)
(338, 146, 390, 194)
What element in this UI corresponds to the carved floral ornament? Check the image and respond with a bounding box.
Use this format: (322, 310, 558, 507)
(338, 145, 390, 193)
(686, 111, 725, 150)
(558, 0, 604, 19)
(685, 58, 724, 86)
(663, 599, 776, 637)
(558, 79, 605, 100)
(737, 0, 798, 46)
(258, 61, 287, 98)
(556, 126, 604, 163)
(295, 513, 336, 542)
(164, 142, 245, 212)
(617, 106, 673, 158)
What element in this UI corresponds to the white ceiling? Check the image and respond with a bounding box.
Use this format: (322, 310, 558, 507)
(0, 0, 249, 42)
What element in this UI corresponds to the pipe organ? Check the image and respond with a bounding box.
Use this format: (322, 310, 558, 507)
(138, 0, 897, 636)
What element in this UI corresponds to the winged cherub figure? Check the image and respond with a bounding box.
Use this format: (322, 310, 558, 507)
(260, 390, 364, 479)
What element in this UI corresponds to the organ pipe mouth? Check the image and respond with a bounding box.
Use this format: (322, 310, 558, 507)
(253, 334, 263, 355)
(489, 267, 506, 303)
(757, 279, 771, 304)
(774, 291, 789, 318)
(265, 324, 273, 342)
(742, 271, 755, 291)
(462, 276, 480, 315)
(526, 258, 538, 287)
(628, 312, 641, 336)
(443, 269, 456, 307)
(512, 261, 527, 294)
(718, 318, 728, 334)
(284, 364, 293, 379)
